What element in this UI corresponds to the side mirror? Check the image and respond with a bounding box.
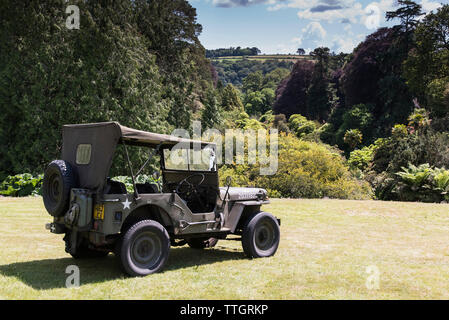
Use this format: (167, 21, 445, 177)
(225, 176, 232, 186)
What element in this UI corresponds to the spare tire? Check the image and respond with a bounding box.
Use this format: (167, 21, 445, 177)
(43, 160, 77, 217)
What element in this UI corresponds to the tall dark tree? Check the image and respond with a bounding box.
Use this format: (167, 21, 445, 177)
(386, 0, 424, 52)
(273, 60, 315, 119)
(307, 47, 335, 121)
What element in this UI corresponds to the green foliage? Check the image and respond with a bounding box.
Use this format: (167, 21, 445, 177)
(432, 167, 449, 200)
(212, 58, 293, 87)
(244, 88, 275, 116)
(396, 163, 432, 190)
(201, 88, 221, 129)
(288, 114, 316, 138)
(206, 47, 260, 58)
(219, 133, 371, 199)
(348, 145, 374, 172)
(393, 163, 449, 202)
(111, 175, 160, 194)
(426, 78, 449, 117)
(0, 0, 212, 176)
(220, 84, 244, 111)
(0, 174, 43, 197)
(344, 129, 363, 150)
(403, 5, 449, 104)
(391, 124, 408, 138)
(407, 108, 431, 130)
(252, 134, 371, 199)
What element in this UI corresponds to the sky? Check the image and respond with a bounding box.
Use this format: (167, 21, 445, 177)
(188, 0, 446, 54)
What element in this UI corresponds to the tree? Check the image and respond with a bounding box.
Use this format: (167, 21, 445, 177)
(386, 0, 424, 57)
(310, 47, 331, 72)
(386, 0, 424, 34)
(242, 71, 264, 93)
(221, 84, 244, 111)
(296, 48, 306, 55)
(273, 60, 315, 119)
(201, 89, 221, 130)
(0, 0, 212, 175)
(340, 27, 414, 141)
(404, 5, 449, 115)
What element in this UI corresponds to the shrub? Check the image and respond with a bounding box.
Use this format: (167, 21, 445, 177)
(392, 163, 449, 202)
(348, 138, 385, 172)
(288, 114, 317, 138)
(344, 129, 363, 150)
(252, 133, 372, 199)
(0, 173, 43, 197)
(111, 175, 159, 194)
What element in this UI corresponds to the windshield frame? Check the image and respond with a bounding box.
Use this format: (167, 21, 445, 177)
(161, 145, 217, 173)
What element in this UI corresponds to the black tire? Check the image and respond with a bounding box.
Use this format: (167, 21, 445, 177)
(186, 237, 218, 249)
(42, 160, 77, 217)
(119, 220, 170, 277)
(241, 212, 280, 258)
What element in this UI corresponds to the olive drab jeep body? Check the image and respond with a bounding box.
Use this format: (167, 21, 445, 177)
(43, 122, 280, 276)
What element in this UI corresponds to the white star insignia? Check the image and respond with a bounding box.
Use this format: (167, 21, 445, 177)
(122, 198, 132, 210)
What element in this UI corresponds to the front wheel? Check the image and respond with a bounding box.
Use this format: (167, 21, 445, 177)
(241, 212, 280, 258)
(119, 219, 170, 277)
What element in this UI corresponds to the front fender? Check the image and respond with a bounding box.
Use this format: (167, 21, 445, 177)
(225, 200, 270, 232)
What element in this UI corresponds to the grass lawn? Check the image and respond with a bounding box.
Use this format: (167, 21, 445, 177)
(0, 196, 448, 299)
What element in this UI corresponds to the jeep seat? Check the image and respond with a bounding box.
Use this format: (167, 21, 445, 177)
(136, 183, 159, 194)
(104, 178, 127, 194)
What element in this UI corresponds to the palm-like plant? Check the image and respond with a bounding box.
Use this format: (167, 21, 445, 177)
(396, 163, 432, 191)
(432, 168, 449, 200)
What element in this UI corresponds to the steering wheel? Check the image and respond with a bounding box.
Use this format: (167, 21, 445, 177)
(175, 173, 205, 194)
(175, 173, 206, 209)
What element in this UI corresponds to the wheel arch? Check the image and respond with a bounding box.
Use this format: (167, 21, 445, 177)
(121, 204, 173, 235)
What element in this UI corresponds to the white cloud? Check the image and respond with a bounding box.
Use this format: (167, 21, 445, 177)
(303, 21, 327, 39)
(331, 35, 358, 53)
(420, 0, 442, 14)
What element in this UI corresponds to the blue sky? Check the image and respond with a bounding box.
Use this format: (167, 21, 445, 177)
(189, 0, 446, 54)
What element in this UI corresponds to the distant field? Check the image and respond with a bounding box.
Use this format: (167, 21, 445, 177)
(1, 197, 449, 299)
(212, 55, 311, 62)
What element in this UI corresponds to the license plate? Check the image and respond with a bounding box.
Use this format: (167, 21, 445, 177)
(94, 204, 104, 220)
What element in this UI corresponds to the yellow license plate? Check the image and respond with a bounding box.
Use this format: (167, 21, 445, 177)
(94, 204, 104, 220)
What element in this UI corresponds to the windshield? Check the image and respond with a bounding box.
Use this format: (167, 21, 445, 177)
(163, 146, 216, 172)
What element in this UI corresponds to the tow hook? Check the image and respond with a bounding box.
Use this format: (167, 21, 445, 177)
(45, 222, 66, 234)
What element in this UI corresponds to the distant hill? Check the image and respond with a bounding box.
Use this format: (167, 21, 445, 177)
(211, 55, 312, 87)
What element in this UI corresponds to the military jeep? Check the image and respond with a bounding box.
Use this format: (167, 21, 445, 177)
(43, 122, 280, 276)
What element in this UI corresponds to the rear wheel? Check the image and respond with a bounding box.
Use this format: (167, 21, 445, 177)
(42, 160, 77, 217)
(186, 237, 218, 249)
(241, 212, 280, 258)
(119, 220, 170, 277)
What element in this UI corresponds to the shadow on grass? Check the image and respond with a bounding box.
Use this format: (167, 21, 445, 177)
(0, 246, 245, 290)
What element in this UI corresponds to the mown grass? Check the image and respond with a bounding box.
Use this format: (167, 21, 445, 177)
(0, 197, 448, 299)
